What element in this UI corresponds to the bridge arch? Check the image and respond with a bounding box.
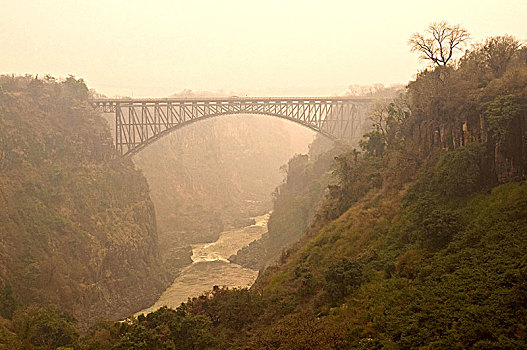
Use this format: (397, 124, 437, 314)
(91, 97, 378, 157)
(125, 111, 337, 157)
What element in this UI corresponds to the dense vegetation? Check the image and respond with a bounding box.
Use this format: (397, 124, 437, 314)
(0, 76, 169, 335)
(1, 28, 526, 349)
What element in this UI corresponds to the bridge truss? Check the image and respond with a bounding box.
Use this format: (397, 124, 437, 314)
(91, 97, 378, 156)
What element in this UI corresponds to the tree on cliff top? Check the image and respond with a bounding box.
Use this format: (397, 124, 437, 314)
(409, 21, 470, 66)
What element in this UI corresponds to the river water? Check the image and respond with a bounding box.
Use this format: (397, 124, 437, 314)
(138, 213, 269, 315)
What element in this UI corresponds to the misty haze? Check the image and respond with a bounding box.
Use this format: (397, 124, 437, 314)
(1, 1, 527, 349)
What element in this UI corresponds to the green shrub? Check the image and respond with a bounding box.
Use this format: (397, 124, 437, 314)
(12, 305, 79, 349)
(431, 143, 489, 197)
(0, 284, 20, 319)
(324, 258, 363, 303)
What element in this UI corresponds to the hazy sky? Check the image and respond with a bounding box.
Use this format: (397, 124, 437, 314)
(1, 0, 526, 97)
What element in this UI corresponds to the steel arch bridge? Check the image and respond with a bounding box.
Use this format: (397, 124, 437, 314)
(91, 97, 379, 157)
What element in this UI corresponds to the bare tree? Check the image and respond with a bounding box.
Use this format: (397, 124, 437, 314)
(409, 21, 470, 66)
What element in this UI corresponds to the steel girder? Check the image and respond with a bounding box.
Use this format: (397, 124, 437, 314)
(90, 97, 377, 157)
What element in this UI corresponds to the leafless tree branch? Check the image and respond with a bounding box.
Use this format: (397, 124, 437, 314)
(409, 21, 470, 66)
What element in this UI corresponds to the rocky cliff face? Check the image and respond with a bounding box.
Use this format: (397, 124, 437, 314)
(0, 76, 169, 329)
(405, 46, 527, 183)
(229, 137, 340, 270)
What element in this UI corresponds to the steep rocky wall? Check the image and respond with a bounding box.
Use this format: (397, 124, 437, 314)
(0, 76, 169, 329)
(230, 137, 344, 270)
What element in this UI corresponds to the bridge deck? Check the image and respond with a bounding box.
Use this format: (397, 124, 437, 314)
(90, 96, 382, 104)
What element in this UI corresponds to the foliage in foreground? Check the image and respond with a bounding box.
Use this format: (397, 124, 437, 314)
(61, 171, 526, 349)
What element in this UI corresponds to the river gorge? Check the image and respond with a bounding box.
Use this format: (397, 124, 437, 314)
(138, 213, 270, 315)
(2, 10, 526, 347)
